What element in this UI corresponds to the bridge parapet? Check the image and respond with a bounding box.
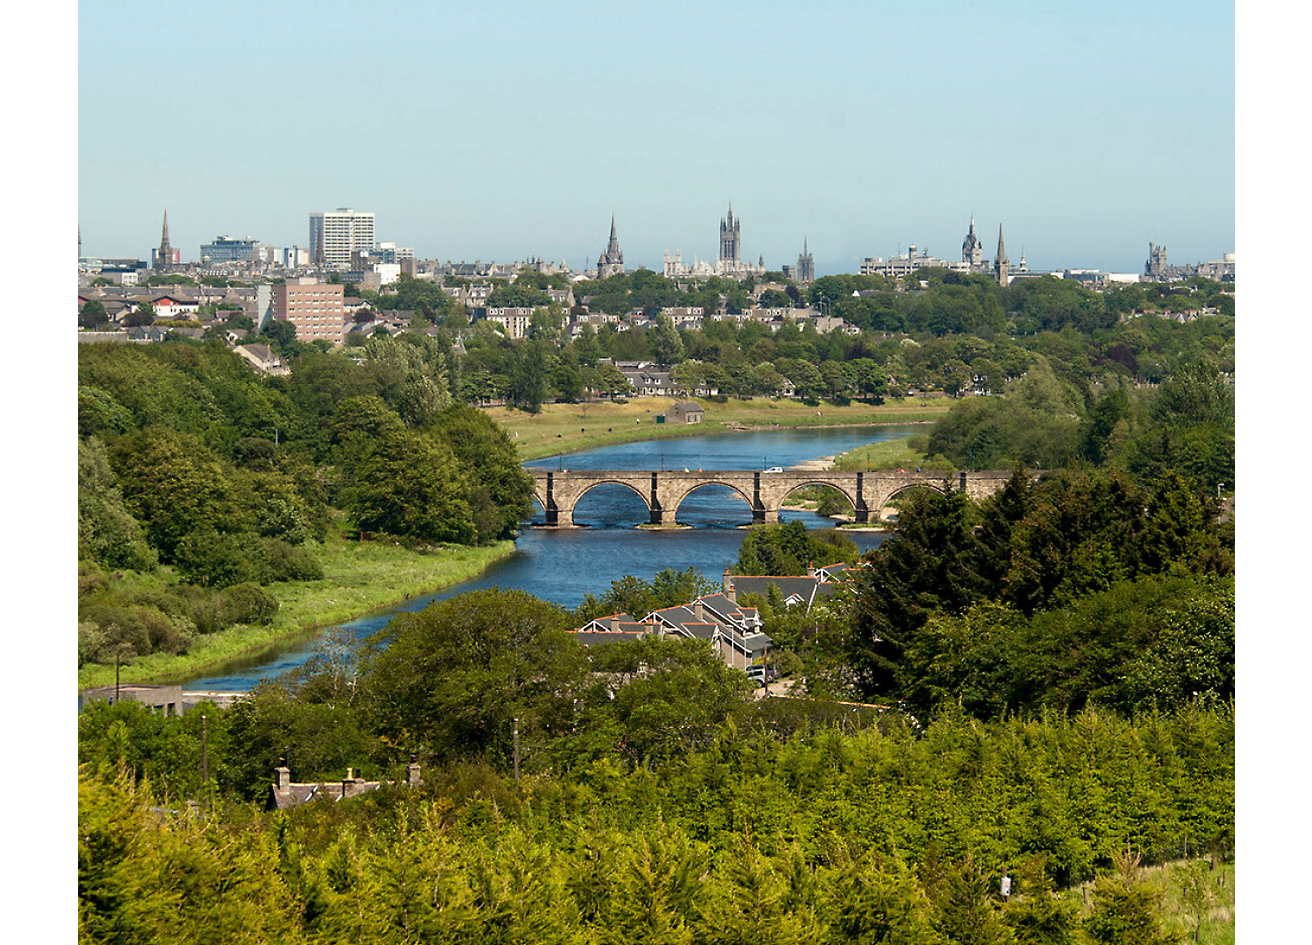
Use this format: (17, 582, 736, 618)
(526, 468, 1023, 527)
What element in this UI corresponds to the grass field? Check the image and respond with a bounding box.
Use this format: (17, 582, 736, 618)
(78, 535, 515, 690)
(832, 434, 955, 471)
(489, 396, 950, 461)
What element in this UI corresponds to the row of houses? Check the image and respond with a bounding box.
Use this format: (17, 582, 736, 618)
(573, 564, 851, 671)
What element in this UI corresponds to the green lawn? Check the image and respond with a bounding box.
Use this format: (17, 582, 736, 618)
(832, 434, 953, 471)
(78, 535, 515, 690)
(490, 396, 949, 462)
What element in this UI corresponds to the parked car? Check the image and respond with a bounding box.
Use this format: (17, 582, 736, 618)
(764, 466, 784, 473)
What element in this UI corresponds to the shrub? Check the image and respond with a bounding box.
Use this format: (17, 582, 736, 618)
(219, 582, 279, 626)
(173, 531, 272, 588)
(264, 539, 324, 582)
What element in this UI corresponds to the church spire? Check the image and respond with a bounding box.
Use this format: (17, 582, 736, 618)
(994, 224, 1010, 286)
(157, 209, 173, 270)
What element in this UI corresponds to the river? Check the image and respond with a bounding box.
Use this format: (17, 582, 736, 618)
(182, 424, 919, 691)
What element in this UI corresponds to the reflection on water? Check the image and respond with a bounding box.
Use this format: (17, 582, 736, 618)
(183, 424, 918, 691)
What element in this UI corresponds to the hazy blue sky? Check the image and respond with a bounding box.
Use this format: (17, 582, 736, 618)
(79, 0, 1234, 274)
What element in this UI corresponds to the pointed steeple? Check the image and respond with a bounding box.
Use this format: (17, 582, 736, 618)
(994, 224, 1010, 286)
(156, 209, 174, 270)
(609, 213, 617, 242)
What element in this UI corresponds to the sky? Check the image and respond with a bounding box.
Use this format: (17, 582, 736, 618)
(78, 0, 1234, 275)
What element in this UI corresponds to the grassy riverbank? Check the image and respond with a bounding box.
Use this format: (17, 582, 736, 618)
(492, 396, 950, 462)
(832, 433, 953, 471)
(78, 536, 515, 690)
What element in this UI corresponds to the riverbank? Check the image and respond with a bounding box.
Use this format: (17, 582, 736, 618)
(493, 396, 949, 462)
(832, 433, 952, 471)
(77, 536, 516, 690)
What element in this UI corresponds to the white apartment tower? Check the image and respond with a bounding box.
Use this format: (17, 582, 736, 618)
(309, 208, 375, 267)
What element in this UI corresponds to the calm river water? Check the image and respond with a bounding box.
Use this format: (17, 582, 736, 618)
(182, 424, 919, 690)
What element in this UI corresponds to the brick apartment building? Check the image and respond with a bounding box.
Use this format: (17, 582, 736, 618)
(273, 279, 345, 344)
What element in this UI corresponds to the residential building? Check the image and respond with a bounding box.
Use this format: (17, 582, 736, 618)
(486, 307, 534, 339)
(273, 279, 346, 344)
(269, 760, 422, 811)
(283, 245, 312, 268)
(309, 208, 375, 267)
(572, 613, 659, 645)
(234, 343, 290, 375)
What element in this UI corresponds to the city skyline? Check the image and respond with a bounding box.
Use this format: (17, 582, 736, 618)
(79, 0, 1234, 273)
(79, 202, 1233, 280)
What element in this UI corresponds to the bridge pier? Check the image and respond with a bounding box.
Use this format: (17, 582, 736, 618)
(649, 473, 664, 525)
(854, 472, 870, 523)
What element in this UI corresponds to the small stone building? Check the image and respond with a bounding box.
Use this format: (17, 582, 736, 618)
(665, 401, 705, 424)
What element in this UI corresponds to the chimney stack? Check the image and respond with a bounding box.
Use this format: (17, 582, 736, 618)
(693, 598, 705, 621)
(275, 758, 291, 792)
(609, 615, 620, 632)
(807, 560, 816, 578)
(726, 576, 736, 604)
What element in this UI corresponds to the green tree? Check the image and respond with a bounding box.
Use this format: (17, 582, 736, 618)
(78, 438, 157, 571)
(1084, 873, 1182, 945)
(109, 428, 234, 560)
(429, 403, 535, 543)
(123, 301, 156, 328)
(648, 315, 685, 364)
(847, 486, 985, 697)
(341, 430, 476, 543)
(80, 300, 111, 329)
(361, 589, 587, 767)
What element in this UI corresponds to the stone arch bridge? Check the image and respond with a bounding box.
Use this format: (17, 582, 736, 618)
(527, 468, 1020, 527)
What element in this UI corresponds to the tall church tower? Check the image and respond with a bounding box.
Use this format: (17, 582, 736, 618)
(719, 202, 741, 265)
(994, 224, 1010, 287)
(962, 216, 983, 269)
(155, 210, 174, 270)
(596, 215, 624, 279)
(797, 237, 815, 284)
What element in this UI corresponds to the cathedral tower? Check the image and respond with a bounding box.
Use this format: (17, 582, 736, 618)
(797, 237, 815, 284)
(962, 216, 983, 269)
(719, 202, 741, 264)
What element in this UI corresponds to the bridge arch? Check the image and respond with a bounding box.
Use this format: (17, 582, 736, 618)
(871, 481, 950, 521)
(666, 480, 757, 524)
(569, 479, 654, 525)
(776, 479, 860, 512)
